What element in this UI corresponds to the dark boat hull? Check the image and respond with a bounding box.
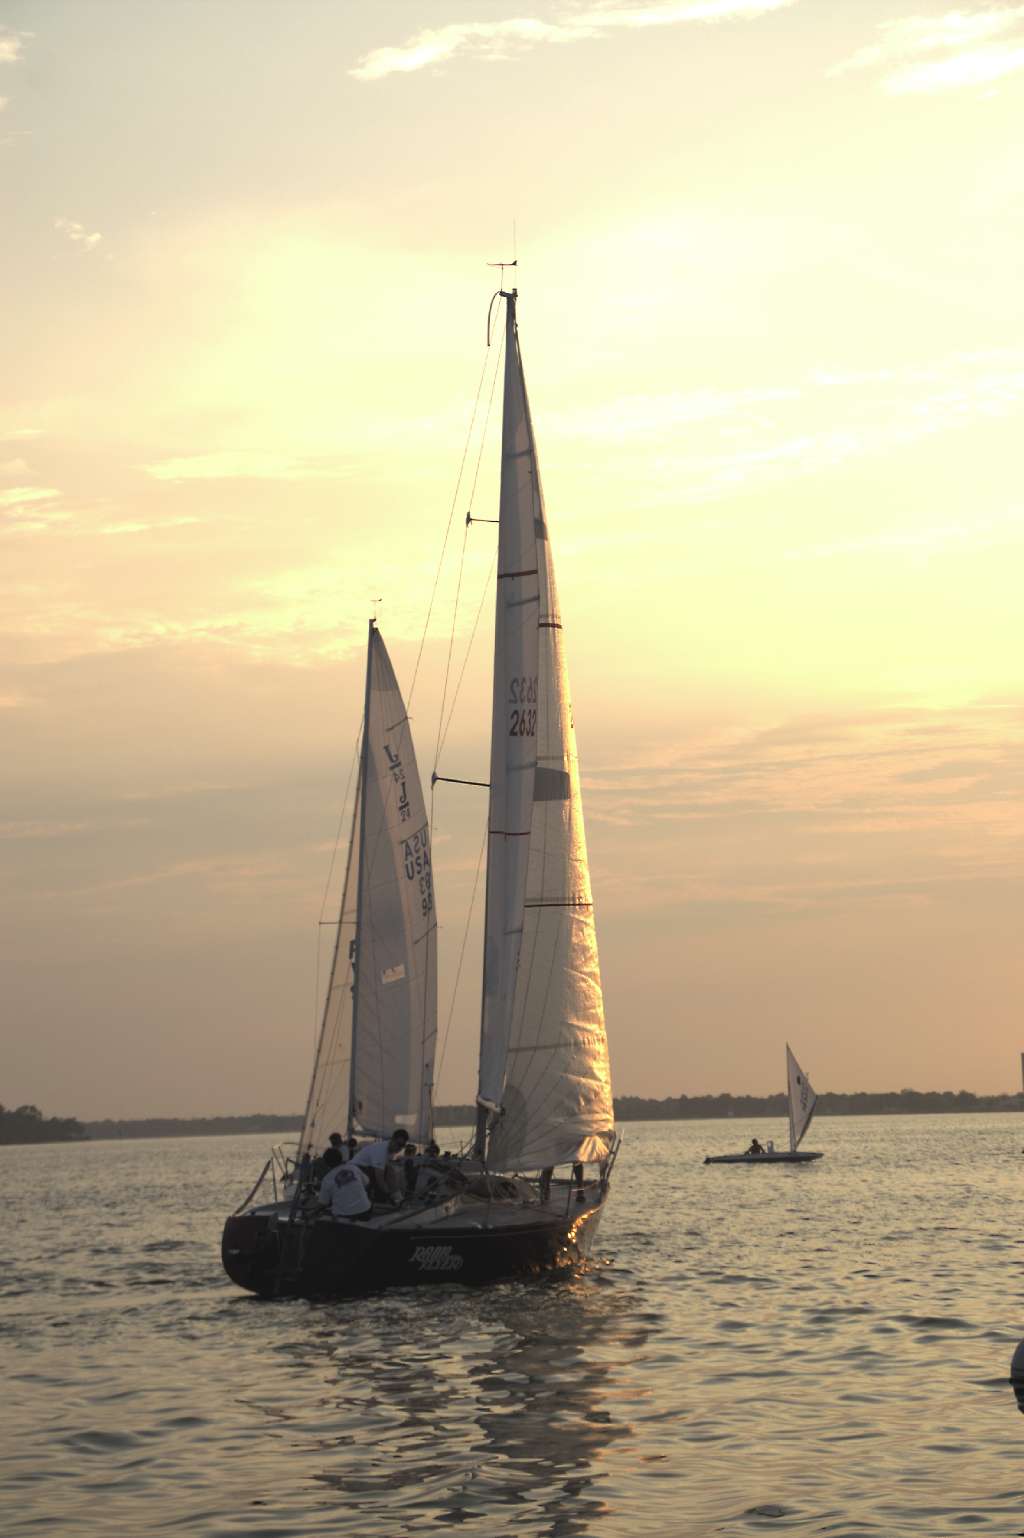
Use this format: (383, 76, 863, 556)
(704, 1150, 823, 1165)
(222, 1191, 607, 1298)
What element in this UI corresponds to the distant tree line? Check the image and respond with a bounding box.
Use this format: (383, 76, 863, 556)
(85, 1113, 306, 1141)
(613, 1089, 1024, 1120)
(0, 1104, 87, 1144)
(5, 1089, 1022, 1146)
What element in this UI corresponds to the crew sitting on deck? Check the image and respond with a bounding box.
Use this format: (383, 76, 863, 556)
(403, 1143, 419, 1196)
(747, 1138, 765, 1156)
(310, 1132, 346, 1185)
(318, 1159, 373, 1222)
(350, 1127, 409, 1202)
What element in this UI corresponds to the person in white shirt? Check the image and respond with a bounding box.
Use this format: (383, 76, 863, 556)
(351, 1128, 409, 1201)
(318, 1161, 373, 1221)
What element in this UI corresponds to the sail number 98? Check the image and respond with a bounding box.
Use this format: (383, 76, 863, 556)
(509, 675, 538, 738)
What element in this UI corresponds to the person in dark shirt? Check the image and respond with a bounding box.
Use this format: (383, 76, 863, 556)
(311, 1144, 343, 1184)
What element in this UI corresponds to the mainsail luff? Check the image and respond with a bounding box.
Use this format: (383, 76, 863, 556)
(478, 290, 614, 1172)
(347, 618, 376, 1137)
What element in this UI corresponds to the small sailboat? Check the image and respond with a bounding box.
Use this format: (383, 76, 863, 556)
(221, 288, 617, 1296)
(704, 1045, 823, 1164)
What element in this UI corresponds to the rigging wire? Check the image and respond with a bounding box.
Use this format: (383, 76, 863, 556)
(407, 341, 493, 709)
(434, 822, 487, 1095)
(431, 327, 504, 779)
(427, 325, 504, 1101)
(434, 326, 505, 764)
(312, 724, 363, 1055)
(437, 547, 498, 764)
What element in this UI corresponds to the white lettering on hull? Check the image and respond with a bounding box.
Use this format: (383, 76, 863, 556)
(410, 1244, 464, 1273)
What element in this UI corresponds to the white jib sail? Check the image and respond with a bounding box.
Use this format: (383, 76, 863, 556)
(786, 1044, 817, 1152)
(301, 625, 437, 1159)
(481, 293, 614, 1172)
(351, 626, 437, 1142)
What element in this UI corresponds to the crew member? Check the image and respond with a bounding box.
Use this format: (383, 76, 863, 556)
(351, 1127, 410, 1201)
(318, 1160, 373, 1222)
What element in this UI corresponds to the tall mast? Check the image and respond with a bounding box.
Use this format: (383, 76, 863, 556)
(346, 618, 376, 1137)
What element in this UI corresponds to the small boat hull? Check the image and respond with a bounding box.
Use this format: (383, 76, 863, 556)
(704, 1150, 824, 1165)
(222, 1188, 607, 1298)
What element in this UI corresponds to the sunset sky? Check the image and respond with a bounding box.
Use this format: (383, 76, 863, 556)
(2, 0, 1022, 1119)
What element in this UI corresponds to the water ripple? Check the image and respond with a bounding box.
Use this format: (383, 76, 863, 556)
(3, 1117, 1023, 1535)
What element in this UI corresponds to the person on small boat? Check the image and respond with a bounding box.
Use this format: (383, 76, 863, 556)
(747, 1138, 765, 1156)
(351, 1127, 409, 1201)
(318, 1160, 373, 1222)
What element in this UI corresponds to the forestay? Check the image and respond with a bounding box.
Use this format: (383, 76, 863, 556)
(481, 293, 614, 1172)
(298, 786, 360, 1163)
(300, 625, 436, 1160)
(786, 1044, 817, 1152)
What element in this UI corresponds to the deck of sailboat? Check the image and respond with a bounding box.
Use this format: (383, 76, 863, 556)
(248, 1179, 606, 1233)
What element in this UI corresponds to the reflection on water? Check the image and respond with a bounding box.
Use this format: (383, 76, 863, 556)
(260, 1276, 645, 1534)
(3, 1117, 1024, 1537)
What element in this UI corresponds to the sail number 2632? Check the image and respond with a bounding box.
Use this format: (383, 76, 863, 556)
(508, 675, 538, 738)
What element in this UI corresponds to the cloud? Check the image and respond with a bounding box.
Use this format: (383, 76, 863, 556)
(351, 0, 796, 80)
(583, 702, 1024, 912)
(0, 458, 30, 477)
(786, 507, 1024, 562)
(0, 820, 93, 841)
(0, 33, 25, 65)
(54, 216, 102, 252)
(0, 487, 60, 509)
(832, 5, 1024, 93)
(143, 450, 350, 481)
(0, 428, 42, 443)
(0, 487, 69, 538)
(96, 517, 201, 536)
(552, 347, 1024, 499)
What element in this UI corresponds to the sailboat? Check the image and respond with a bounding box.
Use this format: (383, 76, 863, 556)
(704, 1045, 823, 1164)
(221, 288, 617, 1296)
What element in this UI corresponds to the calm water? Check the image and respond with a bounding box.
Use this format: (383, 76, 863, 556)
(3, 1116, 1023, 1537)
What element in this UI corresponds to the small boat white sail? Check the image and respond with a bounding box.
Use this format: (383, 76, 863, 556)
(704, 1044, 824, 1165)
(223, 289, 617, 1296)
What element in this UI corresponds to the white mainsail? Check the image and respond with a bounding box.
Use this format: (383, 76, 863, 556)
(300, 624, 436, 1159)
(786, 1044, 816, 1153)
(480, 291, 614, 1172)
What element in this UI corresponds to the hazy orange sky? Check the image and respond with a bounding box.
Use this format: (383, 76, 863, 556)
(2, 1, 1022, 1118)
